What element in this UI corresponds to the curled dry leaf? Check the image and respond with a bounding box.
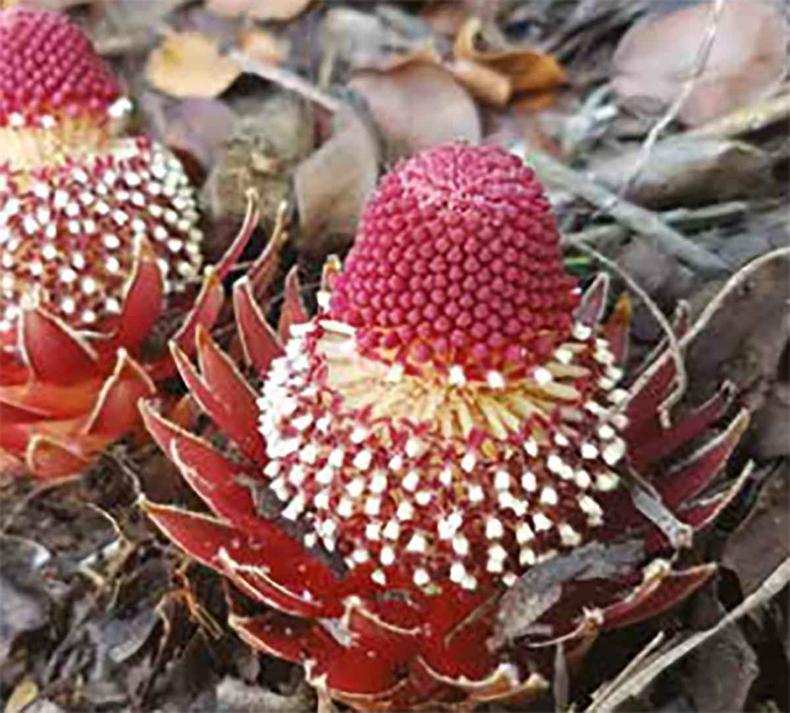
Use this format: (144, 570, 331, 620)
(451, 17, 566, 106)
(208, 0, 311, 21)
(351, 61, 481, 161)
(613, 0, 788, 126)
(294, 106, 379, 256)
(146, 31, 241, 99)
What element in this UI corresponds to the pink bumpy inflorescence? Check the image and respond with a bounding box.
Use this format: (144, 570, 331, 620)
(329, 143, 579, 379)
(0, 8, 122, 129)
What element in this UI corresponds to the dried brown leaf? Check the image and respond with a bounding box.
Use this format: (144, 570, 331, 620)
(146, 32, 241, 99)
(237, 28, 289, 66)
(294, 106, 379, 254)
(723, 462, 790, 596)
(684, 590, 758, 712)
(351, 62, 481, 161)
(684, 248, 790, 407)
(207, 0, 310, 21)
(613, 0, 788, 126)
(453, 17, 565, 100)
(751, 381, 790, 459)
(149, 97, 235, 171)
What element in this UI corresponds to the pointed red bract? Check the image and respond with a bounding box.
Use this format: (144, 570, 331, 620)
(233, 277, 284, 375)
(114, 238, 165, 351)
(20, 308, 98, 384)
(278, 266, 309, 341)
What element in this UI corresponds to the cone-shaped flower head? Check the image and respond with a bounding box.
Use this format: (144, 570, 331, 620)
(0, 8, 201, 341)
(330, 143, 578, 377)
(143, 142, 749, 709)
(0, 8, 129, 166)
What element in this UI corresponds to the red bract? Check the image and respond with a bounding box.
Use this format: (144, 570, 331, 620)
(0, 9, 255, 479)
(143, 143, 749, 709)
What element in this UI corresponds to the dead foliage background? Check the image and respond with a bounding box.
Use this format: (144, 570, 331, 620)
(0, 0, 788, 711)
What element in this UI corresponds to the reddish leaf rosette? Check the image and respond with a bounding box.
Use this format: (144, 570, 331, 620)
(142, 143, 749, 709)
(0, 8, 256, 479)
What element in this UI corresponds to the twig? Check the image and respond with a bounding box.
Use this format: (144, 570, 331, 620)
(521, 146, 728, 275)
(689, 92, 790, 138)
(563, 201, 749, 248)
(585, 631, 666, 711)
(619, 0, 728, 198)
(678, 247, 790, 350)
(564, 239, 688, 416)
(231, 51, 343, 114)
(585, 557, 790, 712)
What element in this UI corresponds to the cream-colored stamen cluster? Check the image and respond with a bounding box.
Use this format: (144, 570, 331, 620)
(255, 311, 630, 593)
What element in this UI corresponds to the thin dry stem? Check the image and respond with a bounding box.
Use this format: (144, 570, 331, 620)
(618, 0, 728, 197)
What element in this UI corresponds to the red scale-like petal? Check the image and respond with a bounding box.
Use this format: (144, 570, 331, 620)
(170, 344, 267, 463)
(633, 382, 736, 467)
(20, 308, 99, 384)
(233, 277, 284, 376)
(112, 239, 165, 352)
(84, 350, 155, 438)
(278, 266, 309, 342)
(145, 501, 343, 617)
(600, 564, 715, 631)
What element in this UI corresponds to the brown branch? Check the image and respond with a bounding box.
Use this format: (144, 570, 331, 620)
(689, 91, 790, 138)
(523, 147, 728, 275)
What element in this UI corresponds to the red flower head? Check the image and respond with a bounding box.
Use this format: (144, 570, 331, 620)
(143, 143, 749, 709)
(0, 9, 254, 479)
(0, 8, 128, 168)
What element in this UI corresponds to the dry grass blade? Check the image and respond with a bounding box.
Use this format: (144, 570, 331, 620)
(585, 557, 790, 712)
